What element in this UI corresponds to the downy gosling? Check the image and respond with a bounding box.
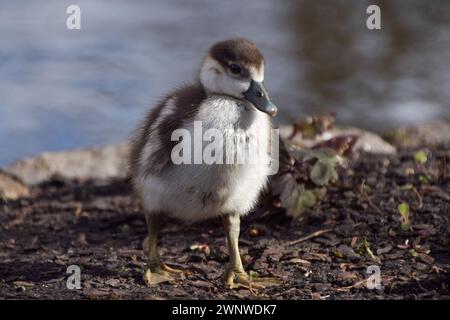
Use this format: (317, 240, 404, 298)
(129, 38, 280, 289)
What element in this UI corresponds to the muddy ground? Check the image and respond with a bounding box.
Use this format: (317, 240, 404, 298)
(0, 147, 449, 300)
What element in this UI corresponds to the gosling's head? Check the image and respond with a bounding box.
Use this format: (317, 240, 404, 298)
(199, 38, 277, 117)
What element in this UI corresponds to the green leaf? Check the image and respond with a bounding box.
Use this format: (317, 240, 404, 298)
(310, 159, 339, 186)
(270, 141, 344, 219)
(363, 184, 373, 193)
(398, 202, 412, 231)
(401, 221, 411, 231)
(409, 249, 418, 257)
(400, 184, 413, 191)
(419, 174, 431, 184)
(366, 246, 381, 264)
(312, 187, 327, 200)
(414, 150, 428, 164)
(398, 202, 410, 218)
(273, 175, 316, 219)
(292, 189, 317, 213)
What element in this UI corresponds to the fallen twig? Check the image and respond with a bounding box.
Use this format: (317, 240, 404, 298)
(359, 179, 384, 215)
(336, 279, 367, 292)
(288, 228, 333, 246)
(411, 185, 423, 209)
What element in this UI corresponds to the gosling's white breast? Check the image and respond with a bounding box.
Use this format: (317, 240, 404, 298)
(135, 95, 272, 222)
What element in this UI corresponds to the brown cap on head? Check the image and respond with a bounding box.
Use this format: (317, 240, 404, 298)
(209, 38, 264, 69)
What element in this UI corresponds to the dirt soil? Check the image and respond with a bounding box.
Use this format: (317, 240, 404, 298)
(1, 147, 449, 300)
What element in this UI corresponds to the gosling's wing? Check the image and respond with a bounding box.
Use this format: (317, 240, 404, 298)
(128, 82, 206, 180)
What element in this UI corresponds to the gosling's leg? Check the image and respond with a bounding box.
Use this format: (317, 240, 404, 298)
(143, 213, 189, 286)
(222, 213, 282, 291)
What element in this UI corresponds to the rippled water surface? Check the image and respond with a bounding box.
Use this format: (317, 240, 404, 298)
(1, 0, 449, 165)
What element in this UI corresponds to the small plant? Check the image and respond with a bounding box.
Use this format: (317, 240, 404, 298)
(418, 174, 431, 184)
(357, 238, 381, 263)
(414, 150, 428, 165)
(398, 202, 412, 231)
(271, 114, 356, 218)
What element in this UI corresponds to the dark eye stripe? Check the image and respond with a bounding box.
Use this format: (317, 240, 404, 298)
(240, 68, 250, 78)
(227, 64, 251, 79)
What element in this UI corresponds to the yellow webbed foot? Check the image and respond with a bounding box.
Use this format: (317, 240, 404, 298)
(143, 263, 191, 286)
(224, 269, 282, 293)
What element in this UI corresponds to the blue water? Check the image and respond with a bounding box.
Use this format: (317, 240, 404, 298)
(1, 0, 449, 166)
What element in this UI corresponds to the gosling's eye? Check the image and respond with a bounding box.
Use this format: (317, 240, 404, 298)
(229, 64, 241, 75)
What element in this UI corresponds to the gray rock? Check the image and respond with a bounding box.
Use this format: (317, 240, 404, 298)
(383, 117, 450, 149)
(279, 125, 397, 154)
(0, 170, 30, 200)
(4, 143, 129, 186)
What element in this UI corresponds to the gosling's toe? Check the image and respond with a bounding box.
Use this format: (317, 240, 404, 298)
(143, 263, 190, 286)
(223, 269, 282, 292)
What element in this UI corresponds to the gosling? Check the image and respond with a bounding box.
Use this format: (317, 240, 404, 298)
(129, 38, 279, 289)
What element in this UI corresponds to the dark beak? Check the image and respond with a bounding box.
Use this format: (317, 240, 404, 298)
(243, 80, 277, 117)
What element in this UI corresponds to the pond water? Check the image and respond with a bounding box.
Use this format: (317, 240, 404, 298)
(1, 0, 449, 165)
